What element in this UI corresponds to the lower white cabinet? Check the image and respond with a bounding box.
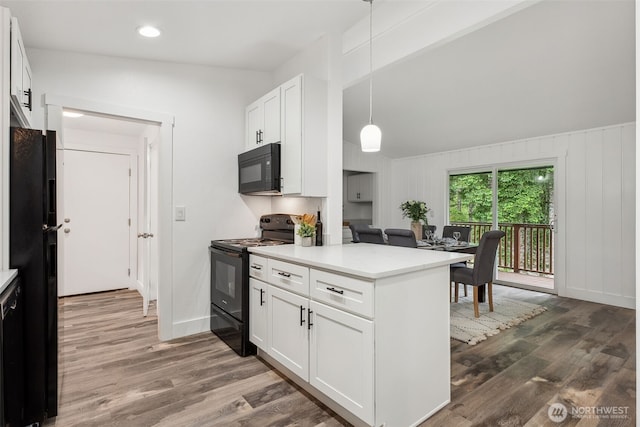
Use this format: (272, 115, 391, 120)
(266, 284, 309, 381)
(309, 300, 374, 425)
(249, 248, 454, 426)
(250, 260, 375, 424)
(249, 278, 268, 351)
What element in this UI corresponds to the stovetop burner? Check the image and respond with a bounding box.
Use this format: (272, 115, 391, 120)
(213, 237, 290, 249)
(210, 213, 295, 251)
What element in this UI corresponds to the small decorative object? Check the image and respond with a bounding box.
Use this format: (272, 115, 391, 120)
(295, 213, 316, 247)
(400, 200, 430, 240)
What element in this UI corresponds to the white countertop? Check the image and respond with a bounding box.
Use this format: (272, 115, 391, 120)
(0, 269, 18, 294)
(249, 243, 473, 279)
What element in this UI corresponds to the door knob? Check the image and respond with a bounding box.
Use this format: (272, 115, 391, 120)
(64, 228, 70, 234)
(64, 218, 71, 223)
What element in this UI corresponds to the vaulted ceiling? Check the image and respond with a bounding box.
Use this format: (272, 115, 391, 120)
(343, 0, 635, 158)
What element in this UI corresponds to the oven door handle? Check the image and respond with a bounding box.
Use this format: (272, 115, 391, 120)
(210, 246, 243, 258)
(223, 252, 242, 258)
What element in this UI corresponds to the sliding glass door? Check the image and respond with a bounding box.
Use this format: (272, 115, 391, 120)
(449, 165, 555, 292)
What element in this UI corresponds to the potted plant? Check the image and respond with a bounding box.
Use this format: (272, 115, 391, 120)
(294, 213, 317, 246)
(400, 200, 430, 240)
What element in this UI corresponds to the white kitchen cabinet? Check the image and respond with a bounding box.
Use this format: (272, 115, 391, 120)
(10, 17, 32, 128)
(279, 74, 328, 196)
(245, 87, 280, 150)
(244, 73, 327, 195)
(309, 300, 374, 425)
(267, 284, 309, 381)
(249, 278, 268, 351)
(267, 258, 309, 296)
(250, 244, 462, 427)
(347, 173, 373, 202)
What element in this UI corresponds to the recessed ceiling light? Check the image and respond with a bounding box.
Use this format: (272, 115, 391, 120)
(138, 26, 161, 38)
(63, 111, 84, 118)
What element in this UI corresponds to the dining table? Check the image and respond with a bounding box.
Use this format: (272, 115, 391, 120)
(416, 240, 478, 254)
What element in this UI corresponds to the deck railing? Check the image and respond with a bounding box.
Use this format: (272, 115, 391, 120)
(451, 222, 554, 276)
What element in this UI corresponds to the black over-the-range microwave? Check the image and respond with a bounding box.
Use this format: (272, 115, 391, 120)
(238, 143, 281, 195)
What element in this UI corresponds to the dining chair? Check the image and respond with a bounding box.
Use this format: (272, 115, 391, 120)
(355, 226, 386, 244)
(348, 224, 366, 243)
(384, 228, 417, 248)
(444, 225, 473, 296)
(450, 230, 505, 317)
(442, 225, 471, 242)
(422, 225, 437, 239)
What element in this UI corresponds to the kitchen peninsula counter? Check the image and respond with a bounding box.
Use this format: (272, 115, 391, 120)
(249, 242, 472, 279)
(248, 243, 470, 427)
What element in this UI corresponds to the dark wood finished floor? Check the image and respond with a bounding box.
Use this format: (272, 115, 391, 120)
(45, 286, 635, 427)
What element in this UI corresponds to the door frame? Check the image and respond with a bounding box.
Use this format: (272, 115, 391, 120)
(44, 94, 175, 341)
(446, 156, 565, 296)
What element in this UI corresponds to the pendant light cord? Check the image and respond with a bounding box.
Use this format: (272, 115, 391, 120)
(368, 0, 374, 125)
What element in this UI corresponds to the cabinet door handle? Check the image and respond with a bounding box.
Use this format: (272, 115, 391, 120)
(278, 272, 291, 278)
(326, 286, 344, 295)
(23, 88, 32, 111)
(308, 309, 313, 330)
(251, 264, 262, 271)
(300, 305, 306, 326)
(260, 288, 265, 306)
(255, 130, 259, 143)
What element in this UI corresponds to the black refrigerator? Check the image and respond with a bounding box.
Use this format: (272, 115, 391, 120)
(9, 127, 59, 425)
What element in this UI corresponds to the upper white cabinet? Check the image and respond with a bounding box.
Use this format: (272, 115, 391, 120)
(244, 74, 327, 197)
(280, 74, 327, 197)
(245, 87, 281, 149)
(10, 17, 32, 128)
(347, 173, 373, 202)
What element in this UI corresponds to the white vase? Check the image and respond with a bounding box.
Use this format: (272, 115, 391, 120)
(411, 221, 423, 241)
(301, 236, 313, 247)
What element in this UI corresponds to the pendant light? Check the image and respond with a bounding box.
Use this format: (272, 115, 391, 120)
(360, 0, 381, 153)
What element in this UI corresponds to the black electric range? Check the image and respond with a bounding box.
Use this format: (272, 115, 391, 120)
(209, 214, 294, 356)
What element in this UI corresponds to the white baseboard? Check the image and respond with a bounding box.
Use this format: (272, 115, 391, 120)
(131, 280, 143, 295)
(171, 316, 210, 339)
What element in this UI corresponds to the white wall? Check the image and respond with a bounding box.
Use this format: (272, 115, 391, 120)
(385, 123, 635, 309)
(29, 48, 274, 338)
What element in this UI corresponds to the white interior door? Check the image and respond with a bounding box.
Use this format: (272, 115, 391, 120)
(62, 149, 131, 296)
(137, 134, 159, 316)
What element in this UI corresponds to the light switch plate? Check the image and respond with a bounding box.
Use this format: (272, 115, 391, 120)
(175, 205, 186, 221)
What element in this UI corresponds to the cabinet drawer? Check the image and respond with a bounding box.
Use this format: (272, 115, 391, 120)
(249, 255, 269, 281)
(267, 259, 309, 296)
(310, 269, 373, 319)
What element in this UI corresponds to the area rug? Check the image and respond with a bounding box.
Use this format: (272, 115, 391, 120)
(450, 296, 547, 345)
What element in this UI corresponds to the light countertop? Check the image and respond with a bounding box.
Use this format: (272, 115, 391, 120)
(0, 269, 18, 294)
(249, 243, 473, 279)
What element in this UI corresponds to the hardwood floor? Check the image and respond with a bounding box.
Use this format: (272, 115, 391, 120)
(45, 286, 635, 427)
